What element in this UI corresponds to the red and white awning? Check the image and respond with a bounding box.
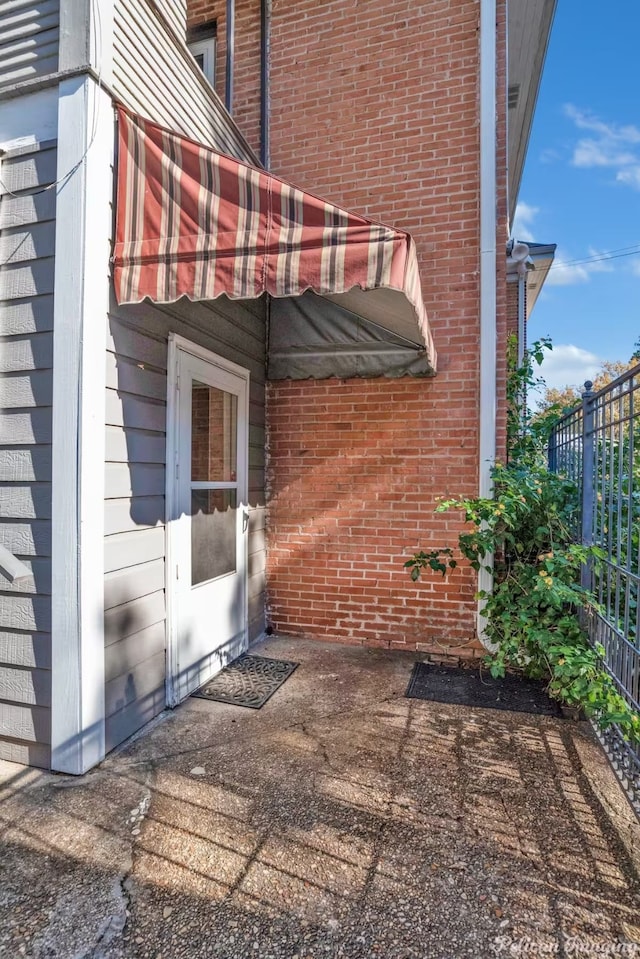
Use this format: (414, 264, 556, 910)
(113, 108, 436, 376)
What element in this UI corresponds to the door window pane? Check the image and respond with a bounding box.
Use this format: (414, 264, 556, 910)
(191, 489, 237, 585)
(191, 382, 237, 482)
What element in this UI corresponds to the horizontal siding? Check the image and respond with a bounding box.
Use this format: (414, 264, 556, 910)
(0, 700, 50, 743)
(0, 664, 50, 707)
(0, 519, 51, 556)
(0, 735, 49, 767)
(0, 294, 54, 337)
(105, 648, 165, 717)
(0, 557, 50, 594)
(105, 681, 165, 755)
(105, 558, 164, 608)
(154, 0, 187, 41)
(113, 0, 255, 162)
(0, 630, 50, 668)
(104, 526, 164, 573)
(0, 369, 53, 408)
(104, 591, 165, 648)
(0, 139, 55, 767)
(104, 293, 266, 751)
(105, 620, 164, 680)
(0, 0, 59, 91)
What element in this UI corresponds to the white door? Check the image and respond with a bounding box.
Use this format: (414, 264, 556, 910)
(166, 336, 250, 705)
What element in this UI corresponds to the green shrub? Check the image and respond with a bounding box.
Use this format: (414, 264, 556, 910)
(406, 338, 640, 742)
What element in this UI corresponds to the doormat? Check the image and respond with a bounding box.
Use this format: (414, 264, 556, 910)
(405, 662, 562, 717)
(192, 654, 299, 709)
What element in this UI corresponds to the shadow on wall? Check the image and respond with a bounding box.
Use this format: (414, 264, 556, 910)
(265, 379, 478, 647)
(104, 309, 170, 746)
(104, 304, 264, 744)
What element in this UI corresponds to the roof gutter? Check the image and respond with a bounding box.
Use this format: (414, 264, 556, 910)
(477, 0, 498, 642)
(225, 0, 235, 113)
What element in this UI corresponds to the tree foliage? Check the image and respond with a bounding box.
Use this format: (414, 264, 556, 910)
(542, 359, 638, 413)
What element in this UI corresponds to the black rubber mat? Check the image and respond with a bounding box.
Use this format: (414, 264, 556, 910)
(192, 654, 299, 709)
(405, 662, 562, 716)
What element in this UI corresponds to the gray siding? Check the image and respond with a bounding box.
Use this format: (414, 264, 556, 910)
(0, 140, 56, 768)
(104, 294, 266, 752)
(0, 0, 60, 90)
(113, 0, 256, 163)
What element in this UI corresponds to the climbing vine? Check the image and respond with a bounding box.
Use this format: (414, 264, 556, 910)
(406, 338, 640, 743)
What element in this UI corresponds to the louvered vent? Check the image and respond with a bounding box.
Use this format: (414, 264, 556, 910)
(508, 83, 521, 110)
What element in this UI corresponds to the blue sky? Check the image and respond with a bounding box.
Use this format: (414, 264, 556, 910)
(514, 0, 640, 391)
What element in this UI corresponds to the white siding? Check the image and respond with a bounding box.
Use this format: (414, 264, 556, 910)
(104, 294, 266, 751)
(0, 0, 60, 90)
(113, 0, 256, 163)
(0, 140, 55, 768)
(155, 0, 187, 41)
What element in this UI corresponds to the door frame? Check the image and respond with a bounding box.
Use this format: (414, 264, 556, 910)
(165, 333, 251, 707)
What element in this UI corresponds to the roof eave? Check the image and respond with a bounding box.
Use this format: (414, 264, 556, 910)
(507, 0, 558, 224)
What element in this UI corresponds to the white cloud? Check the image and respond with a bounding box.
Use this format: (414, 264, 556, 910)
(538, 344, 603, 392)
(564, 104, 640, 190)
(617, 167, 640, 190)
(573, 140, 636, 169)
(585, 247, 614, 273)
(510, 201, 616, 287)
(545, 246, 615, 287)
(545, 259, 589, 286)
(630, 259, 640, 277)
(511, 201, 539, 242)
(564, 105, 640, 143)
(539, 147, 561, 164)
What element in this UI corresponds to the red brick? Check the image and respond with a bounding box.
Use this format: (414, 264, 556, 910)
(187, 0, 509, 656)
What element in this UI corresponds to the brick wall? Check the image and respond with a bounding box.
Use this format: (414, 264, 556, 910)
(186, 0, 509, 656)
(506, 279, 520, 341)
(267, 378, 481, 655)
(498, 274, 527, 459)
(188, 0, 262, 156)
(191, 384, 236, 482)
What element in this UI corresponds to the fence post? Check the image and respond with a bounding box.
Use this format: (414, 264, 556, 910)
(547, 431, 556, 474)
(581, 380, 595, 590)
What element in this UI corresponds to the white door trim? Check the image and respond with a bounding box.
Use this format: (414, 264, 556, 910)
(165, 333, 250, 706)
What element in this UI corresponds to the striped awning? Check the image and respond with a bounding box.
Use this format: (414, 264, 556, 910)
(113, 108, 436, 375)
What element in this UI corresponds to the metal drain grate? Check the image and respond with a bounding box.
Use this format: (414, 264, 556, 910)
(405, 662, 562, 717)
(192, 654, 299, 709)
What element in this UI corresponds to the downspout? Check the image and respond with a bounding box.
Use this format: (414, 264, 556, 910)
(517, 269, 526, 367)
(477, 0, 497, 641)
(225, 0, 235, 113)
(260, 0, 270, 168)
(510, 241, 530, 367)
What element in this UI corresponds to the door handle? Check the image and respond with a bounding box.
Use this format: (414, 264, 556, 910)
(242, 508, 250, 532)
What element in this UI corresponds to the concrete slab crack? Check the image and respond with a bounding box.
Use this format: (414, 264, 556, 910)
(300, 722, 332, 768)
(84, 777, 152, 959)
(83, 874, 131, 959)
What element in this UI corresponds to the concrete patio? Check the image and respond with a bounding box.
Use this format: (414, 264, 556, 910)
(1, 635, 640, 958)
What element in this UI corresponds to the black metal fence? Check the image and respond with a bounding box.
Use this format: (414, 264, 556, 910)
(547, 362, 640, 810)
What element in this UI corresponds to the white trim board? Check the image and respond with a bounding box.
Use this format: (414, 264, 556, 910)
(50, 74, 113, 774)
(0, 88, 58, 145)
(477, 0, 498, 646)
(165, 334, 180, 708)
